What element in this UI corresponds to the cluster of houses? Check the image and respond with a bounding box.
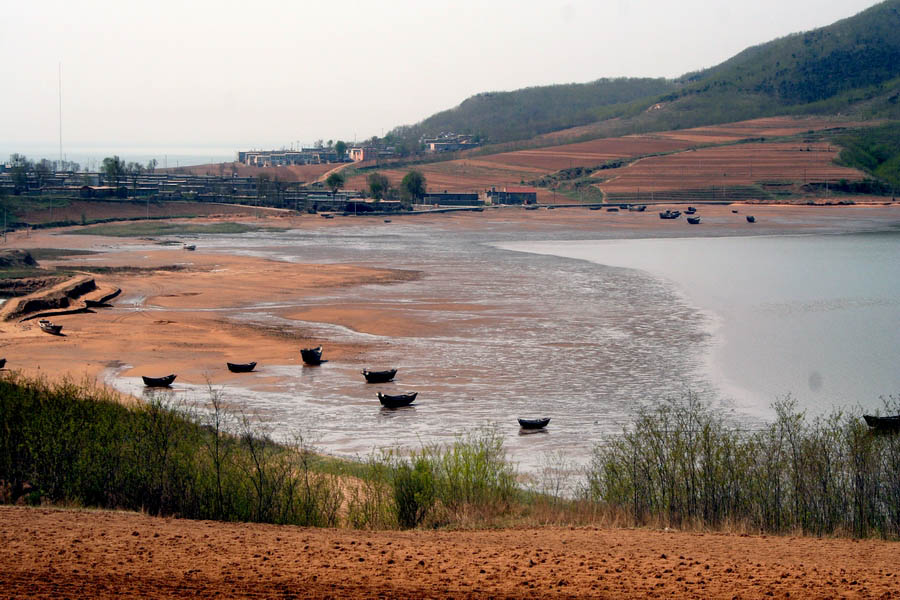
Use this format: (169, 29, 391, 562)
(237, 132, 481, 167)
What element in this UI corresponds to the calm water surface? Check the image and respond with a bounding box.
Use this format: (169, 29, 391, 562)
(107, 223, 900, 476)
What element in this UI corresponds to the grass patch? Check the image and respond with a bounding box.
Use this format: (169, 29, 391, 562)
(70, 221, 284, 237)
(27, 248, 98, 260)
(0, 268, 52, 281)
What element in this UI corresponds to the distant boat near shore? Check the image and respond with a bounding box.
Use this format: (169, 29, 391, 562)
(38, 319, 63, 335)
(227, 361, 257, 373)
(363, 368, 397, 383)
(378, 391, 417, 408)
(746, 215, 757, 223)
(518, 417, 551, 430)
(142, 374, 176, 387)
(183, 244, 196, 251)
(659, 210, 681, 220)
(687, 216, 702, 224)
(301, 346, 325, 365)
(863, 414, 900, 431)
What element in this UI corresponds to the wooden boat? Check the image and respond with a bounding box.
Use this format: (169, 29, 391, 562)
(183, 244, 196, 251)
(518, 417, 551, 430)
(0, 358, 6, 369)
(589, 205, 603, 210)
(362, 368, 397, 383)
(659, 210, 681, 220)
(863, 415, 900, 431)
(142, 374, 176, 387)
(300, 346, 324, 365)
(628, 204, 647, 212)
(732, 209, 739, 214)
(687, 216, 702, 224)
(378, 392, 418, 408)
(606, 207, 619, 212)
(38, 319, 63, 335)
(227, 361, 257, 373)
(685, 206, 697, 215)
(384, 219, 392, 223)
(746, 215, 756, 223)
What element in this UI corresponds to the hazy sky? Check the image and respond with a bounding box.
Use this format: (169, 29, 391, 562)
(0, 0, 882, 157)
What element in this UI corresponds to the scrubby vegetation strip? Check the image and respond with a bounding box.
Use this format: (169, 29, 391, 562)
(1, 373, 898, 538)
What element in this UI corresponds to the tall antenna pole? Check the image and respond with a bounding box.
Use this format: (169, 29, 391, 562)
(58, 62, 63, 168)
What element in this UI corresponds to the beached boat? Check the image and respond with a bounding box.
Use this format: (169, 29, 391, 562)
(685, 206, 697, 215)
(518, 417, 551, 430)
(227, 361, 257, 373)
(732, 209, 739, 214)
(183, 244, 196, 251)
(0, 358, 6, 369)
(746, 215, 757, 223)
(362, 368, 397, 383)
(863, 415, 900, 431)
(300, 346, 324, 365)
(525, 205, 540, 210)
(142, 374, 176, 387)
(687, 216, 702, 224)
(606, 207, 619, 212)
(38, 319, 63, 335)
(659, 210, 681, 220)
(628, 204, 647, 212)
(384, 219, 392, 223)
(378, 392, 418, 408)
(589, 205, 603, 210)
(322, 214, 334, 219)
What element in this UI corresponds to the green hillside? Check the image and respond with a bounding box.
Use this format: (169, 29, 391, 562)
(385, 0, 900, 149)
(411, 78, 673, 143)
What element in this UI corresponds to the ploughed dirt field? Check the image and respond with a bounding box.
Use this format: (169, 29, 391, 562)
(595, 141, 865, 195)
(1, 506, 898, 599)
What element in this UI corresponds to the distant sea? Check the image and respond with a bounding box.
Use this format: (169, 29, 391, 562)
(1, 145, 236, 170)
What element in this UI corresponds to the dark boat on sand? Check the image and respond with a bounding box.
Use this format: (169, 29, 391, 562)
(0, 358, 6, 369)
(38, 319, 63, 335)
(183, 244, 196, 251)
(685, 206, 697, 215)
(659, 210, 681, 220)
(300, 346, 324, 365)
(378, 392, 418, 408)
(746, 215, 756, 223)
(518, 417, 551, 430)
(687, 216, 702, 224)
(863, 415, 900, 431)
(142, 374, 176, 387)
(227, 361, 257, 373)
(363, 368, 397, 383)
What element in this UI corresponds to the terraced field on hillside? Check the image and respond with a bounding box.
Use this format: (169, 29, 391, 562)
(346, 117, 873, 203)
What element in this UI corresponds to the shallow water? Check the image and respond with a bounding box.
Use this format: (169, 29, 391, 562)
(106, 222, 900, 476)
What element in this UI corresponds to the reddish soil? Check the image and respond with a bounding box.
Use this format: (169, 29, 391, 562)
(595, 141, 866, 195)
(2, 506, 898, 599)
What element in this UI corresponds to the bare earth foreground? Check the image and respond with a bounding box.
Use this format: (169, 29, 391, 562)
(1, 506, 898, 599)
(2, 203, 900, 599)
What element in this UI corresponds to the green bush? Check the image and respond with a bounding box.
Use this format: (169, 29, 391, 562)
(392, 457, 436, 529)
